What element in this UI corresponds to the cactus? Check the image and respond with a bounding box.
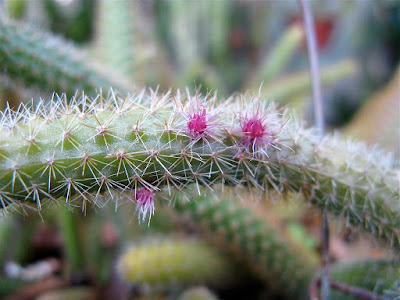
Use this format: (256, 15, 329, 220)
(0, 16, 129, 96)
(118, 237, 237, 287)
(329, 260, 400, 300)
(248, 24, 304, 88)
(5, 0, 27, 20)
(95, 0, 136, 81)
(0, 90, 398, 248)
(178, 286, 220, 300)
(173, 189, 319, 299)
(261, 59, 358, 102)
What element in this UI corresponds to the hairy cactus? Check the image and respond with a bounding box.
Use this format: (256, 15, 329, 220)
(173, 189, 319, 299)
(0, 16, 129, 96)
(249, 24, 304, 88)
(118, 237, 237, 287)
(0, 90, 398, 248)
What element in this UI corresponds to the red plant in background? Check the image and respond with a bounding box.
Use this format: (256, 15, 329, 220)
(290, 16, 335, 50)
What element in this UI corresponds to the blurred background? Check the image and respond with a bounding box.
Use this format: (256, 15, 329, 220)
(0, 0, 399, 299)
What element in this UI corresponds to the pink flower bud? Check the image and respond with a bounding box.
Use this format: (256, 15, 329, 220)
(135, 187, 155, 224)
(239, 109, 272, 152)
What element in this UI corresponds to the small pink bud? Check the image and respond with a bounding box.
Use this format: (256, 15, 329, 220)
(184, 102, 221, 142)
(240, 110, 271, 151)
(135, 187, 155, 224)
(187, 107, 208, 138)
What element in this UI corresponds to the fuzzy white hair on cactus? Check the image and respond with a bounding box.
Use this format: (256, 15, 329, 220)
(0, 90, 398, 247)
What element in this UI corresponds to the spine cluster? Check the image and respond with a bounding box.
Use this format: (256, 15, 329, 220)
(0, 90, 398, 248)
(329, 260, 400, 300)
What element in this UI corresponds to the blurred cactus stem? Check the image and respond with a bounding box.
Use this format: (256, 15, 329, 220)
(178, 286, 220, 300)
(207, 0, 229, 60)
(0, 215, 14, 264)
(58, 204, 85, 273)
(174, 189, 319, 299)
(168, 0, 201, 71)
(0, 16, 130, 97)
(118, 237, 237, 287)
(5, 0, 27, 20)
(95, 0, 136, 81)
(261, 59, 358, 102)
(329, 260, 400, 300)
(247, 24, 304, 89)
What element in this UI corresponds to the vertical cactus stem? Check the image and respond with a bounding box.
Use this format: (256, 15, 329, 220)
(173, 190, 320, 299)
(118, 237, 238, 287)
(59, 204, 85, 273)
(135, 187, 156, 225)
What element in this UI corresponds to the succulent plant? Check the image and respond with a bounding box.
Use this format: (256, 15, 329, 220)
(0, 16, 129, 96)
(0, 90, 398, 249)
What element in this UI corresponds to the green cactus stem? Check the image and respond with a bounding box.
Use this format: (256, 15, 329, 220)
(58, 205, 85, 273)
(0, 16, 129, 96)
(261, 59, 358, 102)
(95, 0, 136, 81)
(247, 24, 304, 89)
(118, 237, 237, 287)
(5, 0, 27, 20)
(173, 189, 319, 299)
(0, 90, 398, 248)
(329, 260, 400, 300)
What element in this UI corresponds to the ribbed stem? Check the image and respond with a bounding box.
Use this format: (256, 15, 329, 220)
(0, 91, 398, 248)
(58, 206, 85, 273)
(173, 189, 319, 299)
(118, 237, 237, 287)
(248, 24, 304, 88)
(0, 16, 129, 96)
(329, 260, 400, 300)
(261, 59, 358, 102)
(95, 0, 136, 81)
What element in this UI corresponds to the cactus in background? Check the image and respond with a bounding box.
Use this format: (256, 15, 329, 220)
(207, 0, 229, 61)
(329, 260, 400, 300)
(261, 59, 358, 102)
(173, 189, 319, 299)
(5, 0, 27, 20)
(0, 2, 397, 299)
(247, 24, 304, 88)
(0, 16, 129, 97)
(118, 237, 237, 287)
(0, 90, 398, 248)
(95, 0, 136, 81)
(168, 0, 201, 72)
(178, 286, 220, 300)
(0, 215, 14, 264)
